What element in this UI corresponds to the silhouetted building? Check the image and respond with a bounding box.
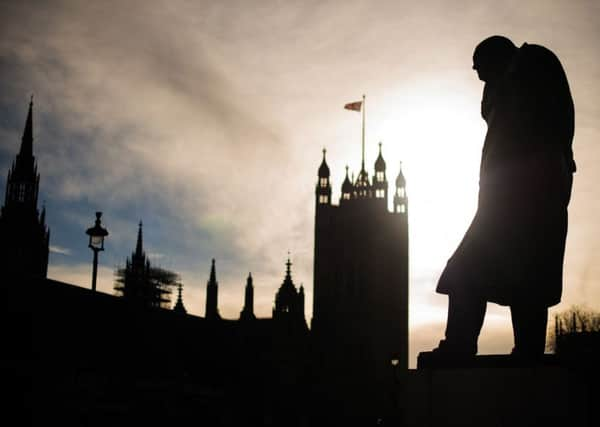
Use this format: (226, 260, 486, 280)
(205, 256, 307, 328)
(0, 99, 50, 279)
(4, 99, 407, 425)
(114, 221, 179, 308)
(115, 221, 152, 302)
(312, 144, 409, 420)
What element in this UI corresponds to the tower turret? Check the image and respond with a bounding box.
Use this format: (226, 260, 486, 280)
(205, 258, 221, 320)
(340, 166, 353, 205)
(373, 142, 388, 203)
(316, 149, 332, 206)
(394, 162, 408, 214)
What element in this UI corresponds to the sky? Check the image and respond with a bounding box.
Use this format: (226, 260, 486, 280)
(1, 0, 599, 368)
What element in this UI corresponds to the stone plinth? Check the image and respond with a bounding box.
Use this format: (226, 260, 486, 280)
(396, 355, 598, 427)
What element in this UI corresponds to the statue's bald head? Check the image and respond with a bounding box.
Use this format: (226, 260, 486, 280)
(473, 35, 517, 82)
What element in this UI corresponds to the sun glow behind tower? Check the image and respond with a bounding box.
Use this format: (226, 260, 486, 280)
(333, 86, 489, 332)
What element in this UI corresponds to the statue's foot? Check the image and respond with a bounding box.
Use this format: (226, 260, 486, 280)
(433, 339, 477, 356)
(510, 347, 544, 364)
(417, 340, 477, 369)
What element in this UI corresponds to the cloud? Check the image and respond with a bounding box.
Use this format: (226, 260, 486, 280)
(49, 245, 71, 256)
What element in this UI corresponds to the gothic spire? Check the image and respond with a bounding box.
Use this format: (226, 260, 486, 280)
(205, 258, 220, 320)
(279, 253, 296, 292)
(341, 165, 353, 203)
(395, 161, 406, 188)
(285, 253, 292, 281)
(374, 142, 386, 171)
(173, 282, 187, 314)
(318, 148, 330, 178)
(210, 258, 217, 283)
(394, 161, 408, 214)
(0, 96, 49, 279)
(135, 221, 144, 257)
(241, 272, 256, 320)
(19, 96, 33, 159)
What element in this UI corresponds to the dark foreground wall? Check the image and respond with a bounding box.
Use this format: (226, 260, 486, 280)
(4, 277, 600, 426)
(2, 278, 309, 427)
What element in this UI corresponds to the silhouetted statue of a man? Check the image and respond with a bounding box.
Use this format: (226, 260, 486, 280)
(432, 36, 575, 361)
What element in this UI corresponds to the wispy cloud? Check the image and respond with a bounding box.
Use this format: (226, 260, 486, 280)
(49, 245, 71, 256)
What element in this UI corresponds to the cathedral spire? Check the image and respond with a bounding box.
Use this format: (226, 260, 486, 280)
(4, 98, 41, 206)
(205, 258, 221, 320)
(135, 221, 144, 257)
(19, 96, 34, 159)
(210, 258, 217, 282)
(0, 97, 49, 279)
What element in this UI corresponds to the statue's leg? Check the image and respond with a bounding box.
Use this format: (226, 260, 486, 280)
(438, 293, 487, 356)
(510, 305, 548, 358)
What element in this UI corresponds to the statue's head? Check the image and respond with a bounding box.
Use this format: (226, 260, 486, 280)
(473, 35, 517, 83)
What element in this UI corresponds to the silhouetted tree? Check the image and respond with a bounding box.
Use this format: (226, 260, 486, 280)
(548, 305, 600, 352)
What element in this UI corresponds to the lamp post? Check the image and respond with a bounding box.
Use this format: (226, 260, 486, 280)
(86, 211, 109, 292)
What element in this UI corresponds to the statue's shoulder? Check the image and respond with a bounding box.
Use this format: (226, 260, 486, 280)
(518, 42, 563, 70)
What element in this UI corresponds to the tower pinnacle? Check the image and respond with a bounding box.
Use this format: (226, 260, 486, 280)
(240, 272, 256, 320)
(135, 221, 144, 257)
(19, 96, 34, 159)
(210, 258, 216, 282)
(286, 253, 292, 280)
(273, 255, 306, 326)
(173, 282, 187, 314)
(206, 258, 220, 320)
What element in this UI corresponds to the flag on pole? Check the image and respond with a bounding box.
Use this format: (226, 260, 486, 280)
(344, 101, 362, 112)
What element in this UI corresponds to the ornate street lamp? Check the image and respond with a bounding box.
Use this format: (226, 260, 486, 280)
(86, 211, 109, 292)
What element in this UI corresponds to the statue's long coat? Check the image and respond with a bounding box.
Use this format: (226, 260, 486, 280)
(436, 43, 575, 307)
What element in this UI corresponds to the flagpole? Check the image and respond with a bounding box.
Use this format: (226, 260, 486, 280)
(361, 94, 365, 170)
